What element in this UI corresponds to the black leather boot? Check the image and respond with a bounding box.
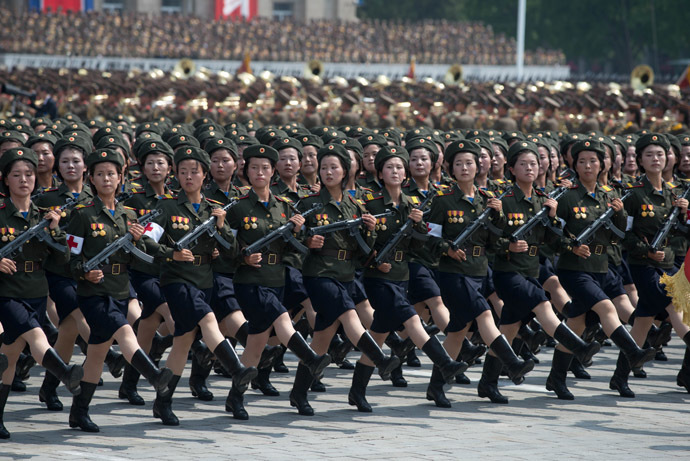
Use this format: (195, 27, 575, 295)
(118, 364, 144, 406)
(460, 337, 486, 365)
(105, 347, 127, 379)
(514, 337, 539, 364)
(289, 363, 314, 416)
(311, 376, 326, 392)
(609, 325, 656, 369)
(258, 344, 282, 370)
(286, 332, 331, 378)
(676, 344, 690, 393)
(519, 322, 546, 353)
(569, 357, 591, 379)
(348, 362, 375, 412)
(546, 349, 575, 400)
(15, 352, 35, 381)
(41, 348, 83, 395)
(356, 331, 400, 381)
(234, 322, 249, 347)
(390, 363, 407, 387)
(384, 332, 416, 358)
(0, 353, 6, 376)
(213, 339, 257, 394)
(609, 351, 635, 398)
(39, 370, 63, 411)
(11, 374, 25, 392)
(225, 385, 249, 420)
(189, 355, 214, 401)
(421, 336, 468, 384)
(149, 334, 173, 363)
(251, 367, 279, 396)
(153, 375, 181, 426)
(553, 323, 601, 367)
(328, 334, 353, 366)
(406, 350, 421, 367)
(273, 347, 289, 373)
(190, 339, 214, 369)
(426, 366, 451, 408)
(0, 384, 10, 439)
(477, 354, 508, 404)
(130, 349, 173, 393)
(69, 381, 99, 432)
(489, 335, 534, 385)
(647, 322, 672, 348)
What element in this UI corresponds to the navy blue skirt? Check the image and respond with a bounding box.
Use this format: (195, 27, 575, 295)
(234, 284, 287, 335)
(161, 283, 214, 337)
(407, 262, 441, 305)
(493, 270, 549, 325)
(78, 295, 129, 345)
(438, 271, 491, 332)
(129, 269, 167, 319)
(557, 268, 625, 318)
(304, 276, 357, 331)
(211, 273, 242, 322)
(46, 271, 79, 324)
(364, 278, 417, 334)
(629, 264, 677, 318)
(0, 297, 46, 345)
(282, 265, 310, 313)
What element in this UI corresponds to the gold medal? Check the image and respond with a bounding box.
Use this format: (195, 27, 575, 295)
(100, 230, 106, 236)
(323, 220, 330, 225)
(641, 211, 647, 217)
(61, 211, 67, 218)
(244, 224, 251, 230)
(8, 235, 14, 241)
(448, 218, 453, 224)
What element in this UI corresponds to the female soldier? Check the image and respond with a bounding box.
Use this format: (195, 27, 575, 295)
(119, 140, 176, 406)
(361, 145, 467, 407)
(65, 148, 174, 433)
(623, 134, 690, 396)
(141, 146, 257, 426)
(554, 139, 657, 400)
(224, 144, 330, 420)
(299, 142, 399, 414)
(493, 140, 600, 401)
(0, 148, 82, 439)
(427, 140, 533, 407)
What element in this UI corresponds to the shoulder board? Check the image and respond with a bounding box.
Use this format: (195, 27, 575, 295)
(626, 182, 644, 189)
(157, 193, 176, 199)
(305, 192, 320, 198)
(439, 184, 451, 189)
(276, 195, 293, 204)
(600, 185, 613, 192)
(409, 195, 421, 205)
(495, 179, 506, 184)
(364, 192, 383, 202)
(74, 202, 94, 210)
(360, 187, 373, 193)
(132, 188, 145, 194)
(238, 185, 251, 194)
(238, 192, 251, 200)
(666, 181, 678, 189)
(479, 189, 495, 198)
(206, 198, 224, 206)
(44, 187, 60, 193)
(123, 206, 136, 211)
(534, 189, 547, 197)
(129, 182, 142, 188)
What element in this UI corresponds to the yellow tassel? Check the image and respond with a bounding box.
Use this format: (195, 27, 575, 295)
(660, 263, 690, 327)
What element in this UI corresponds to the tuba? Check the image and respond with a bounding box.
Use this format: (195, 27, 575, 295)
(631, 65, 654, 91)
(304, 60, 324, 81)
(173, 58, 196, 80)
(444, 64, 463, 86)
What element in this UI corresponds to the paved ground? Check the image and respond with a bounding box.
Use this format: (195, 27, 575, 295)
(0, 335, 688, 460)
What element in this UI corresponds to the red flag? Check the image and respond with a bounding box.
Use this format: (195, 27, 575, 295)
(406, 56, 416, 80)
(676, 65, 690, 89)
(216, 0, 257, 20)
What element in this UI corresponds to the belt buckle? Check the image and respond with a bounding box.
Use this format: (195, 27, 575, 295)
(528, 246, 538, 257)
(267, 253, 278, 265)
(394, 250, 404, 262)
(594, 245, 604, 255)
(193, 255, 202, 266)
(24, 261, 34, 273)
(472, 246, 482, 257)
(111, 263, 121, 275)
(337, 249, 347, 261)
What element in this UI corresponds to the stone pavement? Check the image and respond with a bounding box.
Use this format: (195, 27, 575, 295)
(0, 336, 688, 460)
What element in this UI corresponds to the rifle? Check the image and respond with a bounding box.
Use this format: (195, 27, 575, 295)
(0, 197, 78, 259)
(509, 186, 568, 242)
(241, 203, 323, 256)
(307, 210, 394, 254)
(174, 199, 239, 251)
(649, 186, 690, 252)
(573, 190, 632, 246)
(449, 190, 507, 251)
(373, 190, 437, 266)
(82, 209, 161, 273)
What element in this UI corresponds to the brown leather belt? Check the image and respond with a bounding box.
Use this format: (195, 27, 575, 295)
(101, 263, 127, 275)
(16, 261, 41, 272)
(192, 254, 212, 266)
(261, 252, 282, 265)
(317, 248, 354, 261)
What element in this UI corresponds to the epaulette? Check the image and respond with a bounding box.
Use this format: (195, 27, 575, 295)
(478, 189, 495, 198)
(305, 192, 320, 198)
(43, 187, 60, 193)
(276, 195, 293, 204)
(600, 185, 613, 192)
(237, 185, 251, 194)
(131, 188, 145, 194)
(238, 191, 251, 199)
(627, 182, 644, 189)
(439, 183, 451, 189)
(360, 186, 373, 193)
(364, 192, 383, 201)
(534, 189, 547, 197)
(206, 198, 224, 206)
(74, 202, 94, 210)
(157, 193, 176, 200)
(351, 196, 366, 207)
(124, 206, 136, 211)
(436, 188, 454, 196)
(666, 181, 678, 189)
(129, 182, 142, 188)
(495, 179, 506, 185)
(409, 195, 421, 205)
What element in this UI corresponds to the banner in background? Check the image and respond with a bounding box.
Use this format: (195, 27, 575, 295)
(29, 1, 94, 12)
(215, 0, 258, 20)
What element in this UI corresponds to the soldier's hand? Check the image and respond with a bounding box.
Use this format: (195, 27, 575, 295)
(45, 210, 61, 229)
(377, 262, 392, 273)
(647, 250, 665, 262)
(211, 248, 219, 259)
(544, 198, 558, 217)
(487, 198, 502, 212)
(173, 249, 194, 262)
(244, 252, 262, 268)
(447, 247, 466, 262)
(573, 244, 590, 259)
(310, 183, 321, 194)
(361, 213, 376, 231)
(509, 240, 529, 253)
(307, 235, 324, 249)
(673, 197, 689, 215)
(212, 208, 227, 229)
(128, 223, 145, 241)
(289, 214, 305, 229)
(559, 179, 573, 189)
(84, 269, 103, 283)
(0, 258, 16, 274)
(409, 208, 423, 223)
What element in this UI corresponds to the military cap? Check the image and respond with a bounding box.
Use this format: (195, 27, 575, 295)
(678, 134, 690, 147)
(445, 139, 481, 167)
(174, 146, 211, 170)
(92, 126, 122, 146)
(0, 131, 25, 146)
(374, 145, 409, 171)
(168, 133, 201, 152)
(635, 133, 670, 154)
(243, 144, 279, 164)
(136, 122, 163, 137)
(360, 134, 388, 148)
(31, 117, 51, 129)
(256, 127, 288, 145)
(87, 119, 105, 131)
(405, 136, 438, 164)
(137, 140, 174, 162)
(26, 132, 57, 148)
(502, 131, 526, 144)
(0, 147, 38, 171)
(96, 135, 130, 155)
(204, 137, 238, 160)
(570, 139, 606, 169)
(274, 137, 303, 156)
(489, 136, 509, 155)
(86, 148, 124, 169)
(132, 132, 163, 158)
(317, 143, 351, 173)
(299, 134, 324, 150)
(234, 134, 259, 147)
(506, 140, 540, 166)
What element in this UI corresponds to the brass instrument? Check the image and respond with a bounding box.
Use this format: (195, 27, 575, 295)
(631, 65, 654, 91)
(444, 64, 463, 86)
